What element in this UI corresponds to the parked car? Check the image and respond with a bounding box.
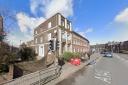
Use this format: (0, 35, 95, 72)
(103, 52, 113, 58)
(100, 51, 106, 54)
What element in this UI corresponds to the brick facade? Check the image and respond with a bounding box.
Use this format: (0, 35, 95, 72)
(27, 13, 90, 61)
(72, 31, 90, 53)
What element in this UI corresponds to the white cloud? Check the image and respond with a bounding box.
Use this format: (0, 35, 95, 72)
(7, 33, 20, 47)
(85, 28, 93, 33)
(75, 27, 93, 37)
(74, 27, 79, 32)
(114, 8, 128, 41)
(45, 0, 73, 18)
(14, 12, 45, 46)
(78, 32, 85, 37)
(30, 0, 73, 18)
(13, 0, 74, 46)
(104, 7, 128, 43)
(30, 0, 49, 15)
(114, 8, 128, 24)
(30, 0, 38, 15)
(16, 12, 45, 33)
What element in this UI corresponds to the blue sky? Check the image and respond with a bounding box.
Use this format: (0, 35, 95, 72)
(0, 0, 128, 46)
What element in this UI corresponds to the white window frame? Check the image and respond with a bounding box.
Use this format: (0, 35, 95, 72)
(48, 33, 51, 41)
(39, 45, 44, 57)
(48, 22, 51, 28)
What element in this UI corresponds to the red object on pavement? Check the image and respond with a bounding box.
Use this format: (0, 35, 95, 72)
(70, 58, 81, 66)
(70, 58, 74, 64)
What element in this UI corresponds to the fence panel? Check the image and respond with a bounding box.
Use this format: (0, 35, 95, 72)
(2, 65, 60, 85)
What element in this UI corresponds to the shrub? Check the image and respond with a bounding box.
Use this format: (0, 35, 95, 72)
(73, 52, 81, 58)
(0, 64, 9, 73)
(18, 47, 36, 61)
(62, 52, 73, 61)
(0, 45, 17, 64)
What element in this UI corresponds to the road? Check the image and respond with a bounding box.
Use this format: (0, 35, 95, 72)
(57, 53, 128, 85)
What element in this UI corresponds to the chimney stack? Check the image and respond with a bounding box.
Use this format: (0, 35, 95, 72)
(0, 16, 3, 33)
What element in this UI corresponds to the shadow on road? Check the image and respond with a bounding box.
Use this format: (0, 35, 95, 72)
(56, 66, 87, 85)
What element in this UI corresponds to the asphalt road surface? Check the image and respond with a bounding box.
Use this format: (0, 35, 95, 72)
(57, 53, 128, 85)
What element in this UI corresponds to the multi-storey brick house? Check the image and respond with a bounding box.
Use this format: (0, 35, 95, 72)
(27, 13, 90, 60)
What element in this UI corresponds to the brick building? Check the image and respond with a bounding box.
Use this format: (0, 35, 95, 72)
(72, 31, 89, 53)
(27, 13, 90, 60)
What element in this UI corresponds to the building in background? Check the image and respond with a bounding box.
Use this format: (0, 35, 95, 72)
(90, 41, 128, 54)
(90, 44, 106, 53)
(27, 13, 90, 60)
(72, 31, 89, 53)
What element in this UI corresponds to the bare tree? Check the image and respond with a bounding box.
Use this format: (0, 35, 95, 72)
(0, 8, 17, 65)
(0, 8, 17, 41)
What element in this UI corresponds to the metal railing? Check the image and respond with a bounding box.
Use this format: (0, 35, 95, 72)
(1, 65, 61, 85)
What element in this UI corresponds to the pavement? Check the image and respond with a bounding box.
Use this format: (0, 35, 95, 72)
(46, 53, 100, 85)
(57, 53, 128, 85)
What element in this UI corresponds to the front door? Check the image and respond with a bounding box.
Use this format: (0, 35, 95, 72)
(39, 45, 44, 58)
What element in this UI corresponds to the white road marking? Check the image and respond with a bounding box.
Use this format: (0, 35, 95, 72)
(94, 69, 112, 84)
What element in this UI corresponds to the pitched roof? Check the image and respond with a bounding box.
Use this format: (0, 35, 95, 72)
(72, 31, 89, 43)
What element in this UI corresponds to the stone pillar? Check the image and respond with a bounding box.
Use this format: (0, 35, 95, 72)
(7, 64, 14, 80)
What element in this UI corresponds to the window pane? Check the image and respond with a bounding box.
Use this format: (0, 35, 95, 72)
(48, 22, 51, 28)
(48, 33, 51, 41)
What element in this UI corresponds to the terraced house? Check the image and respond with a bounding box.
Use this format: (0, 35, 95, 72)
(27, 13, 90, 60)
